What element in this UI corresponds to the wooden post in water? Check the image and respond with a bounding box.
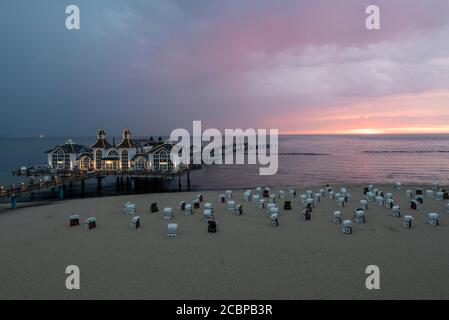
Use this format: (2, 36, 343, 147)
(11, 195, 17, 209)
(97, 176, 102, 196)
(187, 170, 191, 191)
(81, 179, 85, 197)
(58, 186, 64, 200)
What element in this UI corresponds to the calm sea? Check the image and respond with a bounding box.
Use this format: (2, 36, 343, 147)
(1, 135, 449, 190)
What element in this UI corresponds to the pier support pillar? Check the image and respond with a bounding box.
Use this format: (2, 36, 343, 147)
(168, 179, 173, 192)
(187, 171, 191, 191)
(81, 180, 85, 197)
(30, 192, 34, 202)
(116, 177, 120, 190)
(11, 196, 17, 209)
(131, 178, 136, 191)
(58, 187, 64, 200)
(178, 173, 182, 192)
(97, 177, 103, 196)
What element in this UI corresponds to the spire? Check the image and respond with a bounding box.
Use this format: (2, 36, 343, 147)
(92, 128, 112, 149)
(116, 128, 136, 149)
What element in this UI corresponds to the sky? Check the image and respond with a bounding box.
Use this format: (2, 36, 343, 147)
(1, 0, 449, 137)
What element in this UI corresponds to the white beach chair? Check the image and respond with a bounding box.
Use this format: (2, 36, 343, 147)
(306, 198, 314, 208)
(328, 191, 335, 200)
(225, 190, 233, 200)
(270, 214, 279, 226)
(366, 192, 375, 202)
(415, 195, 424, 204)
(163, 207, 173, 220)
(406, 190, 413, 198)
(256, 187, 262, 197)
(252, 195, 260, 206)
(354, 210, 365, 224)
(300, 194, 307, 204)
(334, 193, 341, 201)
(410, 200, 420, 210)
(394, 182, 402, 190)
(288, 188, 297, 198)
(436, 192, 444, 201)
(426, 190, 434, 199)
(130, 216, 141, 230)
(84, 217, 96, 230)
(263, 187, 270, 198)
(69, 214, 80, 227)
(278, 190, 285, 200)
(267, 203, 276, 215)
(306, 190, 313, 198)
(269, 194, 276, 204)
(191, 199, 200, 210)
(333, 211, 342, 224)
(302, 208, 311, 221)
(385, 192, 393, 200)
(426, 213, 439, 226)
(259, 199, 265, 209)
(342, 220, 352, 234)
(368, 185, 374, 192)
(227, 200, 235, 211)
(204, 202, 214, 213)
(123, 201, 136, 214)
(403, 215, 413, 229)
(314, 193, 321, 203)
(234, 203, 243, 215)
(269, 206, 279, 216)
(244, 190, 252, 202)
(196, 193, 204, 202)
(360, 199, 368, 210)
(337, 197, 345, 208)
(386, 198, 394, 209)
(319, 188, 325, 196)
(203, 208, 214, 220)
(392, 205, 401, 217)
(185, 204, 193, 216)
(167, 223, 178, 237)
(375, 196, 384, 206)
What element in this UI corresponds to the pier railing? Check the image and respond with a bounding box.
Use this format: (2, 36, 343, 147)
(3, 164, 201, 199)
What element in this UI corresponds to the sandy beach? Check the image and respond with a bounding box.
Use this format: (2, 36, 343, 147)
(0, 184, 448, 300)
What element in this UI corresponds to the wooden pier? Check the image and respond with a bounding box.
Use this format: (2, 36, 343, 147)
(1, 165, 201, 208)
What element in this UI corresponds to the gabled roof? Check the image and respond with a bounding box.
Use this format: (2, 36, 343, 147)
(116, 139, 136, 149)
(92, 138, 112, 149)
(131, 153, 147, 161)
(76, 153, 93, 161)
(117, 128, 136, 149)
(92, 128, 112, 149)
(46, 140, 92, 154)
(148, 143, 174, 154)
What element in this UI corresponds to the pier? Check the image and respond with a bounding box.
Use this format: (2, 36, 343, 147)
(2, 165, 200, 209)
